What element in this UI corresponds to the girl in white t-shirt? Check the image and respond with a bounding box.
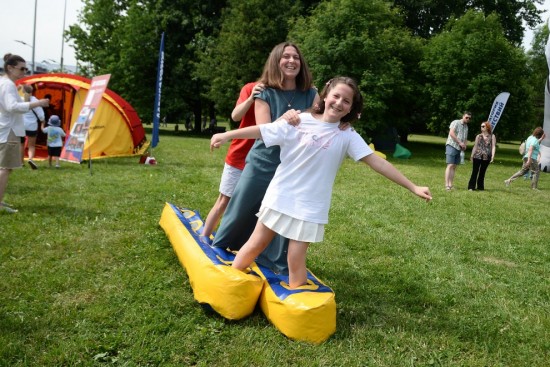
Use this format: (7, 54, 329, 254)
(211, 77, 432, 288)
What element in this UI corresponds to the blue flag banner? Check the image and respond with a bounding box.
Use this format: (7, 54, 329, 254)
(152, 32, 165, 148)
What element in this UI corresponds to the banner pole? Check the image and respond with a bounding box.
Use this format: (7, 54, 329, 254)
(88, 130, 92, 175)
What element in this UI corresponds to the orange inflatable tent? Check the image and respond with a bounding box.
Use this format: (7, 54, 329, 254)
(17, 73, 149, 160)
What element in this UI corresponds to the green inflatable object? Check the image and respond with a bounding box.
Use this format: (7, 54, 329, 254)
(393, 143, 411, 159)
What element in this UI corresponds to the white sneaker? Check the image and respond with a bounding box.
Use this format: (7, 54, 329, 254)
(0, 204, 18, 213)
(504, 179, 510, 187)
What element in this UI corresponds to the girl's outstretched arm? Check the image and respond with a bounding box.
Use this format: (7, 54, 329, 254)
(360, 154, 432, 202)
(210, 125, 262, 151)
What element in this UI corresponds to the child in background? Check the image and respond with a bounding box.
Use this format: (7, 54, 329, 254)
(41, 115, 66, 168)
(211, 77, 432, 288)
(20, 84, 45, 169)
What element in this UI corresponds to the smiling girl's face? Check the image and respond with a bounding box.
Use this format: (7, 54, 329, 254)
(322, 83, 354, 123)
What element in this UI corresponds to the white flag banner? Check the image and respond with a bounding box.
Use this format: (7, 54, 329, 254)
(539, 34, 550, 173)
(487, 92, 510, 131)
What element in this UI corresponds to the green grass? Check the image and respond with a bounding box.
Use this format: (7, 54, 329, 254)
(1, 130, 548, 366)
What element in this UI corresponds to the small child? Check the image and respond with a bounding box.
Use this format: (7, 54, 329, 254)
(41, 115, 66, 168)
(211, 76, 432, 288)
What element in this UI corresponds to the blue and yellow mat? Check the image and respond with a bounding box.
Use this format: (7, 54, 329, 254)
(159, 203, 336, 344)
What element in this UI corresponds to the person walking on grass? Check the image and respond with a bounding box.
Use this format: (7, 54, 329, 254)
(0, 53, 49, 213)
(20, 84, 45, 169)
(210, 77, 432, 288)
(41, 115, 65, 168)
(445, 111, 470, 190)
(505, 127, 545, 190)
(467, 121, 496, 191)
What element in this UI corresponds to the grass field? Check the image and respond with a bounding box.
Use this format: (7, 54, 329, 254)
(1, 129, 549, 366)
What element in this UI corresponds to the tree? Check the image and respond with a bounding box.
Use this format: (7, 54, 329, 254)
(525, 23, 550, 132)
(66, 0, 129, 78)
(392, 0, 544, 44)
(67, 0, 227, 128)
(420, 10, 534, 140)
(290, 0, 425, 139)
(194, 0, 302, 125)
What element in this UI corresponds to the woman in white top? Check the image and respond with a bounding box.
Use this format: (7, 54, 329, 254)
(211, 77, 432, 288)
(20, 84, 45, 168)
(0, 53, 49, 213)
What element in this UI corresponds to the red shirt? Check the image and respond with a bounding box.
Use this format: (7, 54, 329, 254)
(225, 82, 258, 170)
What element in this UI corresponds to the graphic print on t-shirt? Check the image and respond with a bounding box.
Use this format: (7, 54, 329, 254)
(296, 126, 339, 150)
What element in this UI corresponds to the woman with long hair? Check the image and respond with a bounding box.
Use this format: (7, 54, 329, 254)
(212, 42, 319, 274)
(0, 53, 49, 213)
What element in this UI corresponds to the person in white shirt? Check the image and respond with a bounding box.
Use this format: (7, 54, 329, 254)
(20, 84, 45, 169)
(211, 77, 432, 288)
(0, 53, 49, 213)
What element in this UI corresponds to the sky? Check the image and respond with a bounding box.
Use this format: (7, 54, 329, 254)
(0, 0, 548, 71)
(523, 0, 550, 48)
(0, 0, 84, 69)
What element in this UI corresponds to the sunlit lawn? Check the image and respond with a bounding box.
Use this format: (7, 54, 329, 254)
(1, 129, 548, 366)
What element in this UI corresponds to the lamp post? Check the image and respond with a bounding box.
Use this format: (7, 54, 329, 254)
(41, 59, 58, 72)
(32, 0, 37, 74)
(60, 0, 67, 72)
(13, 0, 37, 74)
(14, 40, 34, 74)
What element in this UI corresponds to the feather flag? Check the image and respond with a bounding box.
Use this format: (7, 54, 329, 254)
(151, 32, 165, 148)
(487, 92, 509, 132)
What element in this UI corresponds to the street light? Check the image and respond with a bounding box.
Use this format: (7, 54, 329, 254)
(14, 40, 31, 48)
(14, 39, 34, 74)
(14, 1, 37, 74)
(60, 0, 67, 72)
(41, 59, 58, 72)
(32, 0, 37, 74)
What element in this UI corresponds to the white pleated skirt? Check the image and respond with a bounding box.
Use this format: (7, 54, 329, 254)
(257, 206, 324, 243)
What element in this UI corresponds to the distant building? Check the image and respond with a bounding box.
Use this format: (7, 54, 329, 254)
(0, 62, 78, 75)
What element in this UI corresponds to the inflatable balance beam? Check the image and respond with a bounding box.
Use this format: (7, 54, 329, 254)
(252, 262, 336, 344)
(159, 202, 336, 343)
(159, 203, 263, 320)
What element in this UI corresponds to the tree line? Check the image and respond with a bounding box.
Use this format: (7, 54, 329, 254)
(67, 0, 549, 141)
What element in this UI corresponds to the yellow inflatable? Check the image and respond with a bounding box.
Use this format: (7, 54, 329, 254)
(253, 264, 336, 344)
(159, 203, 336, 344)
(369, 143, 387, 159)
(159, 203, 263, 320)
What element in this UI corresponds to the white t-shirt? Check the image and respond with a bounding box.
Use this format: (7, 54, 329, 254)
(23, 96, 45, 131)
(259, 113, 373, 224)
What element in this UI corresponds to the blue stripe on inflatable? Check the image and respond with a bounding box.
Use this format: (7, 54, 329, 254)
(169, 203, 234, 265)
(257, 264, 333, 301)
(168, 202, 332, 300)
